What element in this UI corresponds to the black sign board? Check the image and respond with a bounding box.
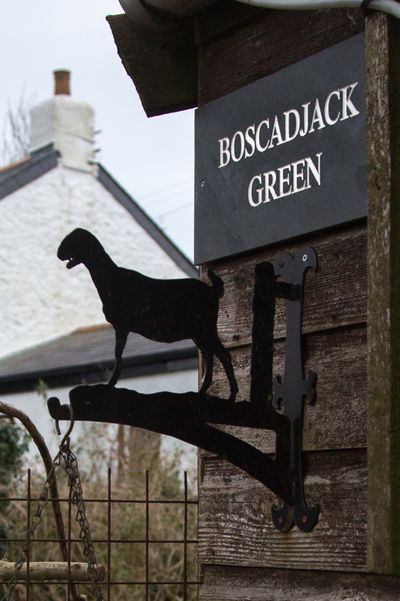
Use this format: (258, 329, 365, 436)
(195, 33, 366, 264)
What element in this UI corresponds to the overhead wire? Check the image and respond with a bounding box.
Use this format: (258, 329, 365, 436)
(138, 177, 193, 202)
(155, 202, 193, 220)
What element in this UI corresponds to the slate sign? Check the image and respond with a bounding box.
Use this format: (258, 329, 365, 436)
(195, 33, 366, 264)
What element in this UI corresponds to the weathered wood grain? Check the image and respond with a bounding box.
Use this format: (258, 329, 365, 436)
(0, 561, 105, 583)
(194, 0, 372, 588)
(206, 325, 366, 452)
(205, 224, 367, 349)
(195, 0, 262, 45)
(365, 13, 400, 575)
(197, 8, 364, 105)
(107, 14, 197, 117)
(198, 450, 367, 572)
(199, 565, 400, 601)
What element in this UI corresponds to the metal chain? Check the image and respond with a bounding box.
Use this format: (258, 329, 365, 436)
(62, 439, 104, 601)
(1, 453, 61, 601)
(2, 438, 104, 601)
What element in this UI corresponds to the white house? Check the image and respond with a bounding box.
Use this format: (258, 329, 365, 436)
(0, 71, 198, 462)
(0, 70, 196, 359)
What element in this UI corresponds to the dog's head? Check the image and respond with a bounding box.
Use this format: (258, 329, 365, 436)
(57, 228, 102, 269)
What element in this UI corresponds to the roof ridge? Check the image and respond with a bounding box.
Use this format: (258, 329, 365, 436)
(0, 155, 31, 174)
(0, 145, 60, 202)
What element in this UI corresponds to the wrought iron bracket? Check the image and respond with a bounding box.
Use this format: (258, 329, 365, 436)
(48, 241, 318, 533)
(271, 248, 319, 532)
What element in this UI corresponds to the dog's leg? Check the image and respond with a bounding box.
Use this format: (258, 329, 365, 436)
(197, 345, 214, 395)
(212, 336, 238, 402)
(108, 330, 128, 387)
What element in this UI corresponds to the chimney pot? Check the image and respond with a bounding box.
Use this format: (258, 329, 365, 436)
(54, 70, 71, 96)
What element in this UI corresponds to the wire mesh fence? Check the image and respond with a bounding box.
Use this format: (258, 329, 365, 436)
(0, 468, 198, 601)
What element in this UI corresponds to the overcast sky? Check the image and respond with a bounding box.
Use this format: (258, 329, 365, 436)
(0, 0, 195, 259)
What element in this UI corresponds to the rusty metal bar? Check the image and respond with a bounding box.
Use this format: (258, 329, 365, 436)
(9, 579, 199, 585)
(107, 467, 112, 601)
(67, 481, 72, 601)
(183, 471, 188, 601)
(145, 470, 149, 601)
(1, 537, 198, 544)
(2, 469, 200, 598)
(1, 497, 198, 504)
(26, 469, 31, 601)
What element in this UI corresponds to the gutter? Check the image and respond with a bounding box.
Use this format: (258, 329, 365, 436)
(119, 0, 400, 23)
(0, 346, 198, 394)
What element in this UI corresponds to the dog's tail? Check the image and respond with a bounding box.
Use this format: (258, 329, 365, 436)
(208, 269, 224, 298)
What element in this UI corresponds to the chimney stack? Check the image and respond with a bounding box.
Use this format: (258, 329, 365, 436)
(54, 70, 71, 96)
(30, 70, 95, 172)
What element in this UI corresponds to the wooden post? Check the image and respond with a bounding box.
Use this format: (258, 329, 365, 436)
(366, 11, 400, 576)
(194, 4, 400, 598)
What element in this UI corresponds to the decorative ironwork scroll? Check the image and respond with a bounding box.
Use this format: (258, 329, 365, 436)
(50, 229, 319, 532)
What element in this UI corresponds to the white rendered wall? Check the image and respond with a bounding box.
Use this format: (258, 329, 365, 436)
(5, 369, 198, 471)
(0, 165, 187, 358)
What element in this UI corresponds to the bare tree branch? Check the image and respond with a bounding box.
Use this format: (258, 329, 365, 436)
(0, 87, 34, 166)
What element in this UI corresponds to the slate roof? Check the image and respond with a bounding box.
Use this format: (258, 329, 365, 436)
(0, 145, 59, 201)
(0, 144, 196, 277)
(0, 325, 197, 393)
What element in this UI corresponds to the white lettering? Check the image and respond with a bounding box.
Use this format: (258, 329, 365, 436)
(299, 103, 310, 137)
(270, 116, 284, 147)
(263, 171, 278, 202)
(309, 99, 326, 133)
(255, 119, 270, 152)
(277, 164, 292, 198)
(248, 152, 323, 207)
(324, 90, 341, 126)
(244, 125, 256, 159)
(216, 81, 360, 168)
(248, 174, 264, 206)
(292, 159, 307, 193)
(231, 130, 245, 162)
(218, 137, 230, 168)
(283, 109, 300, 143)
(340, 82, 360, 121)
(305, 152, 322, 187)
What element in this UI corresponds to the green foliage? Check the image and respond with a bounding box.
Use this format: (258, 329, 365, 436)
(0, 419, 29, 597)
(34, 378, 49, 403)
(0, 420, 29, 490)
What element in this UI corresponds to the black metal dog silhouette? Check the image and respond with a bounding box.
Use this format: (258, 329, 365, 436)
(57, 228, 238, 400)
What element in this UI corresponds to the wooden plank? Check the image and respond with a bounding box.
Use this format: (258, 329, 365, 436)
(195, 0, 262, 45)
(199, 565, 400, 601)
(197, 8, 364, 105)
(198, 450, 367, 572)
(195, 1, 372, 587)
(365, 13, 400, 576)
(206, 224, 367, 349)
(106, 14, 197, 117)
(207, 325, 367, 452)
